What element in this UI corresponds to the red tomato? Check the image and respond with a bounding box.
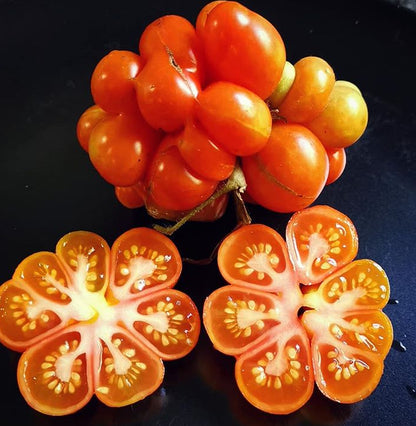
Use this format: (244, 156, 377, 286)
(114, 182, 146, 209)
(203, 224, 314, 414)
(242, 122, 329, 213)
(195, 81, 272, 156)
(197, 1, 286, 99)
(285, 205, 359, 285)
(88, 113, 161, 187)
(178, 118, 236, 181)
(325, 148, 346, 185)
(76, 105, 110, 152)
(0, 229, 200, 415)
(139, 14, 205, 83)
(135, 51, 200, 132)
(91, 50, 142, 114)
(278, 56, 335, 123)
(301, 259, 393, 403)
(195, 1, 224, 33)
(145, 133, 218, 211)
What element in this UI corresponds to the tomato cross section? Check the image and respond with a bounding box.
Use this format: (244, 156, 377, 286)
(0, 228, 200, 415)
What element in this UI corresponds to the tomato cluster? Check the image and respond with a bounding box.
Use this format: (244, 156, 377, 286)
(77, 1, 368, 220)
(0, 228, 200, 415)
(203, 205, 392, 414)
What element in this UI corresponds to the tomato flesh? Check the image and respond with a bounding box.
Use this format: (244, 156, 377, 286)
(0, 228, 200, 415)
(203, 207, 392, 414)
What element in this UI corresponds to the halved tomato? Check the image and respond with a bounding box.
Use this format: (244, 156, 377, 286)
(0, 228, 200, 415)
(286, 205, 358, 285)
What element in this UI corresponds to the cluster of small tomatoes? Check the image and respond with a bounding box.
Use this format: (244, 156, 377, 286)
(77, 0, 368, 221)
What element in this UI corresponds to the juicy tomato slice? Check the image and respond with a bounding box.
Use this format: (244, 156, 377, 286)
(286, 205, 358, 285)
(0, 228, 200, 415)
(217, 224, 297, 293)
(109, 227, 182, 302)
(17, 327, 94, 416)
(304, 259, 390, 311)
(122, 288, 200, 360)
(235, 322, 314, 414)
(303, 309, 393, 403)
(93, 326, 164, 407)
(301, 258, 393, 404)
(203, 286, 282, 356)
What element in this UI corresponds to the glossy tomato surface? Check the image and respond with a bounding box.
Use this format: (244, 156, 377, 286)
(1, 0, 415, 425)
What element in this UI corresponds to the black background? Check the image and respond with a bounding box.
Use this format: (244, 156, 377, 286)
(0, 0, 415, 424)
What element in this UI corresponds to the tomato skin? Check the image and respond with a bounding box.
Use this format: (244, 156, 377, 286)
(145, 133, 218, 211)
(197, 1, 286, 99)
(278, 56, 335, 123)
(139, 14, 205, 83)
(135, 51, 200, 133)
(88, 113, 161, 187)
(91, 50, 142, 114)
(242, 122, 329, 213)
(306, 81, 368, 149)
(114, 182, 146, 209)
(325, 147, 346, 185)
(76, 105, 110, 152)
(195, 81, 272, 156)
(178, 118, 236, 181)
(195, 1, 224, 33)
(286, 205, 359, 285)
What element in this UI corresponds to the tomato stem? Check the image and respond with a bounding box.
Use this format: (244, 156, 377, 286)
(153, 164, 249, 236)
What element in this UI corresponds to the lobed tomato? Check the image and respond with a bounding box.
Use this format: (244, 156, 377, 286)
(203, 205, 393, 414)
(278, 56, 335, 123)
(144, 133, 218, 211)
(0, 228, 200, 415)
(242, 122, 329, 213)
(195, 81, 272, 157)
(90, 50, 142, 115)
(76, 105, 109, 152)
(197, 0, 286, 99)
(88, 113, 161, 187)
(325, 147, 346, 185)
(114, 182, 146, 209)
(135, 51, 200, 133)
(306, 80, 368, 149)
(139, 14, 205, 83)
(178, 118, 236, 181)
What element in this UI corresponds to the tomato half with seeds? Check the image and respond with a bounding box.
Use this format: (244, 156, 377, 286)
(286, 205, 358, 285)
(301, 259, 393, 403)
(203, 224, 314, 414)
(0, 228, 200, 415)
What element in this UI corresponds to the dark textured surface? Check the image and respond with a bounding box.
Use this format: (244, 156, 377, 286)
(0, 0, 415, 424)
